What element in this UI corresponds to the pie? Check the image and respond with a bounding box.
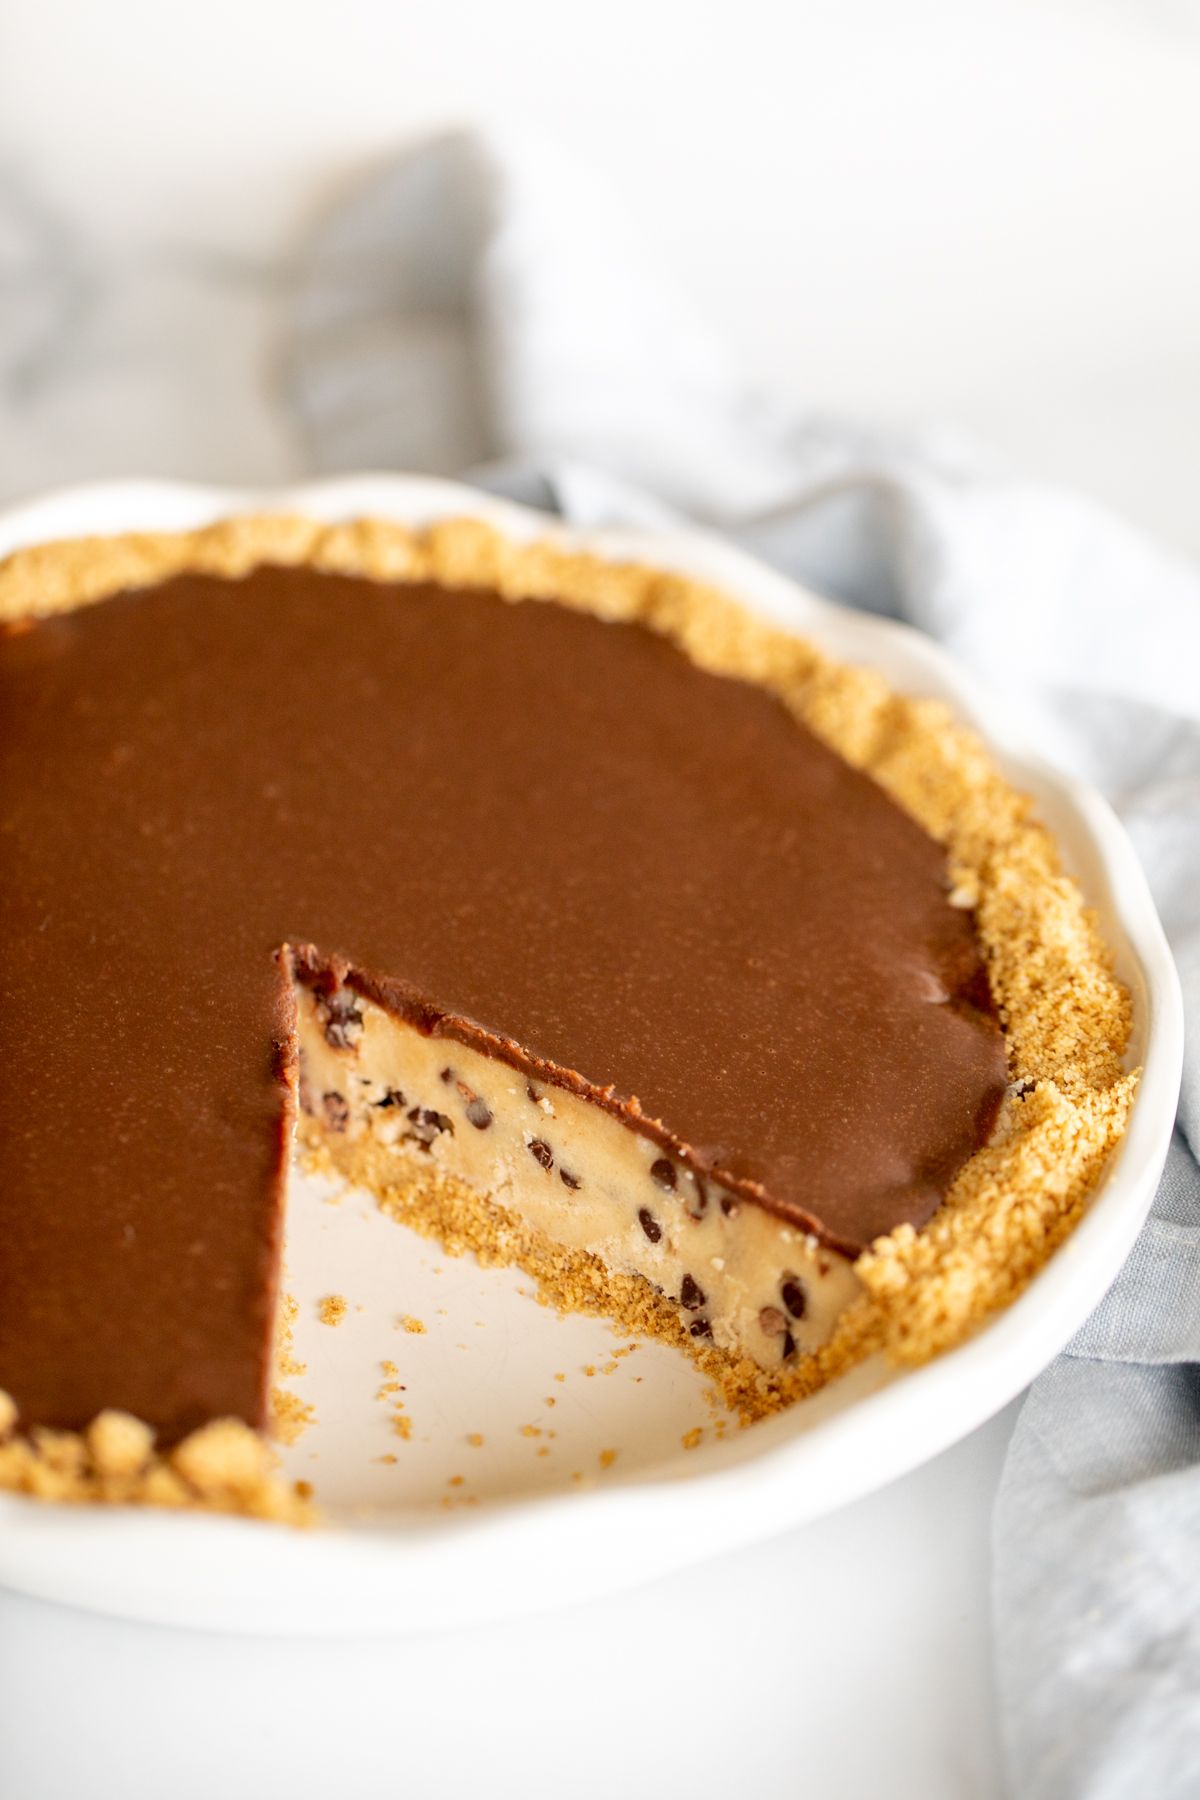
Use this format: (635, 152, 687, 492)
(0, 514, 1136, 1517)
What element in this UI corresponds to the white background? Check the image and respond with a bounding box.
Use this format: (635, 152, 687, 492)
(0, 2, 1197, 1795)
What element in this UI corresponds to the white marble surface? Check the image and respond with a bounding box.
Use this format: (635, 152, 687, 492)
(3, 0, 1200, 553)
(0, 2, 1197, 1794)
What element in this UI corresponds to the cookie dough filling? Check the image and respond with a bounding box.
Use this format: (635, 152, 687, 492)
(0, 513, 1135, 1510)
(296, 983, 863, 1372)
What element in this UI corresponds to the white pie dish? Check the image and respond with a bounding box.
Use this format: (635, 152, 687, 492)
(0, 474, 1183, 1635)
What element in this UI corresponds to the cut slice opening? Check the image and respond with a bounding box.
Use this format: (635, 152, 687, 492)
(287, 963, 865, 1428)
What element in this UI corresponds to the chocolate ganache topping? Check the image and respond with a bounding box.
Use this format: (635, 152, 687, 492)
(0, 566, 1007, 1435)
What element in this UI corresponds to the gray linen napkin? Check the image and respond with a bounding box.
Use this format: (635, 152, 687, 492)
(282, 128, 1200, 1798)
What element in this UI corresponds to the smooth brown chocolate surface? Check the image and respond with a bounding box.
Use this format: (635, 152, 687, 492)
(0, 567, 1007, 1436)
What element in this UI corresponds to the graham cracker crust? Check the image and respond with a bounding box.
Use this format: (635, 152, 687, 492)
(0, 512, 1137, 1516)
(0, 1390, 314, 1523)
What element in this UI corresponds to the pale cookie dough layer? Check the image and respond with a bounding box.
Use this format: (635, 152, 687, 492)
(297, 987, 862, 1377)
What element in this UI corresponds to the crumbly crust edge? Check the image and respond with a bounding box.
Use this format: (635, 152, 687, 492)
(0, 1389, 316, 1523)
(0, 513, 1137, 1505)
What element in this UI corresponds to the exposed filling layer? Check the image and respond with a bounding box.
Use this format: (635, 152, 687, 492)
(298, 988, 862, 1370)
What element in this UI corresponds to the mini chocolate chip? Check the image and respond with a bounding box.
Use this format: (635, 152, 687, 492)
(560, 1168, 581, 1191)
(528, 1138, 554, 1171)
(781, 1329, 797, 1361)
(526, 1083, 541, 1104)
(680, 1274, 705, 1311)
(372, 1087, 406, 1110)
(439, 1066, 453, 1084)
(689, 1317, 713, 1340)
(465, 1096, 493, 1130)
(650, 1157, 677, 1191)
(638, 1207, 662, 1244)
(322, 1091, 349, 1132)
(781, 1277, 807, 1320)
(720, 1195, 740, 1217)
(404, 1106, 453, 1145)
(684, 1173, 708, 1220)
(320, 990, 363, 1051)
(758, 1305, 787, 1338)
